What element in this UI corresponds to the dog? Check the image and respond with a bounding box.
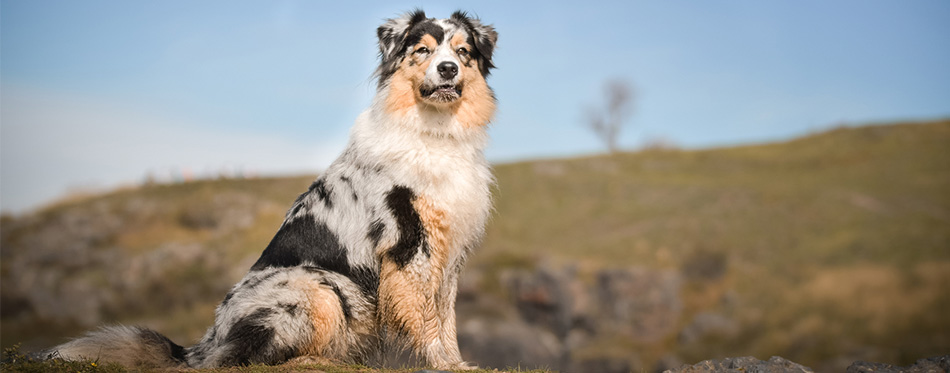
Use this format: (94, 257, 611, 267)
(43, 9, 497, 370)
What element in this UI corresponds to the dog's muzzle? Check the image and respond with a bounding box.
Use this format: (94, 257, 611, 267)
(420, 83, 462, 103)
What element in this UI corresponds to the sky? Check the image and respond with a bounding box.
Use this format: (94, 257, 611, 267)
(2, 0, 949, 213)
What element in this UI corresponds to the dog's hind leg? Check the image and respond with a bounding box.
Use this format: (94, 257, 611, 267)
(187, 267, 371, 368)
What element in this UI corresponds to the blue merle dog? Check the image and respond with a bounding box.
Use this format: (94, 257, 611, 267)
(45, 10, 498, 370)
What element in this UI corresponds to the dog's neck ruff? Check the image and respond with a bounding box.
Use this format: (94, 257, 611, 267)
(368, 88, 490, 147)
(353, 99, 490, 178)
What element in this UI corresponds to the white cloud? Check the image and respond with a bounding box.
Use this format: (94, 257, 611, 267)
(0, 86, 346, 214)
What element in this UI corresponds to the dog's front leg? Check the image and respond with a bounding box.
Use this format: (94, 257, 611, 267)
(378, 256, 457, 369)
(434, 266, 476, 370)
(377, 191, 468, 369)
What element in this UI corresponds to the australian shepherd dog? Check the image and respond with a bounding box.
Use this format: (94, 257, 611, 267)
(43, 10, 497, 370)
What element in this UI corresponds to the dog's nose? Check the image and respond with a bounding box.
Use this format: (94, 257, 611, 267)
(437, 61, 458, 80)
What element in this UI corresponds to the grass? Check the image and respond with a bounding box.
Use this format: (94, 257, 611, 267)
(2, 344, 550, 373)
(481, 121, 950, 269)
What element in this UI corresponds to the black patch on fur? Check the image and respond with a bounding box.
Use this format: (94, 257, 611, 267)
(243, 270, 279, 289)
(349, 265, 380, 299)
(289, 203, 305, 217)
(278, 302, 299, 316)
(222, 291, 235, 306)
(137, 328, 187, 365)
(300, 263, 377, 300)
(384, 186, 428, 268)
(339, 176, 359, 201)
(367, 219, 385, 248)
(221, 308, 296, 366)
(308, 179, 333, 209)
(290, 180, 315, 215)
(250, 217, 350, 273)
(321, 280, 353, 322)
(355, 160, 384, 175)
(207, 327, 218, 342)
(302, 265, 324, 274)
(405, 20, 445, 47)
(276, 280, 289, 288)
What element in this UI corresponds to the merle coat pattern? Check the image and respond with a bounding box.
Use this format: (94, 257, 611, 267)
(45, 10, 498, 370)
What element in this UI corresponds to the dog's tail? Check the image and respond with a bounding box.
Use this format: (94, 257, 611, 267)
(40, 325, 189, 369)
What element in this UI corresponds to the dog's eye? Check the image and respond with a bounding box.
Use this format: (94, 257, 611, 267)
(415, 47, 430, 55)
(456, 47, 469, 56)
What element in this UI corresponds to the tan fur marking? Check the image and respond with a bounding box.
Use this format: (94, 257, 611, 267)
(454, 71, 496, 128)
(385, 63, 422, 115)
(384, 34, 439, 115)
(415, 197, 467, 366)
(414, 196, 451, 272)
(449, 33, 474, 66)
(295, 279, 345, 356)
(450, 33, 467, 47)
(419, 34, 438, 50)
(378, 259, 424, 331)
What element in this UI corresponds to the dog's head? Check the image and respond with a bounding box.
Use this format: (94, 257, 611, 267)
(376, 10, 497, 125)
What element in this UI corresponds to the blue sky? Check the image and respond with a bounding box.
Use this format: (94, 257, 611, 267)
(2, 0, 949, 213)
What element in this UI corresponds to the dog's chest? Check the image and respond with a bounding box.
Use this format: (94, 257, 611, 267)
(410, 152, 491, 250)
(354, 111, 493, 251)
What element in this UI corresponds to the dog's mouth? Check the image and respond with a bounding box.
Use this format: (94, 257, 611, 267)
(420, 83, 462, 103)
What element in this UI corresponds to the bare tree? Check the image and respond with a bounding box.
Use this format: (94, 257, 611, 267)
(585, 79, 635, 153)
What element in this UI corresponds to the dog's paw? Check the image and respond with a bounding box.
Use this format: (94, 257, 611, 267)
(453, 361, 480, 370)
(284, 354, 336, 366)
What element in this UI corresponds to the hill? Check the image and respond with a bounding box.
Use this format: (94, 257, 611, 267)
(2, 120, 949, 372)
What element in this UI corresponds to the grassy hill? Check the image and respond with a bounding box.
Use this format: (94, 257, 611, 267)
(478, 120, 950, 367)
(2, 120, 948, 372)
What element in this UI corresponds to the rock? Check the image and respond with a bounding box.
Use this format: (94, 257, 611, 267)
(504, 266, 574, 339)
(664, 356, 814, 373)
(597, 268, 682, 342)
(458, 317, 564, 371)
(847, 355, 950, 373)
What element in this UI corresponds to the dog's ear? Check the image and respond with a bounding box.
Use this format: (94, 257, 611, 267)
(376, 10, 427, 86)
(451, 11, 498, 76)
(377, 9, 427, 64)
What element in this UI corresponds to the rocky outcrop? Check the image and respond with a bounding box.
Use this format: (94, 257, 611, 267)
(457, 264, 683, 372)
(847, 356, 950, 373)
(663, 356, 814, 373)
(660, 355, 950, 373)
(0, 190, 273, 346)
